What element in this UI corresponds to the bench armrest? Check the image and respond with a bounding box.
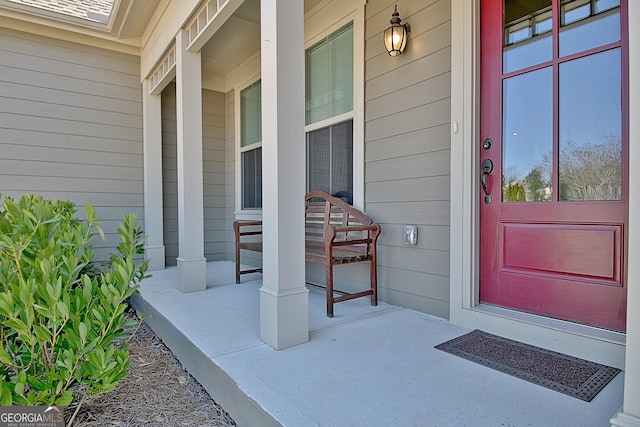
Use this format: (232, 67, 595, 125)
(324, 223, 380, 256)
(233, 220, 263, 238)
(330, 224, 380, 234)
(234, 220, 263, 228)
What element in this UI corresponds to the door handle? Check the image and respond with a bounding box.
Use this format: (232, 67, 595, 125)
(481, 158, 493, 204)
(481, 172, 489, 195)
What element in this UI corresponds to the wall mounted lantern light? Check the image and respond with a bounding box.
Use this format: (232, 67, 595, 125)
(383, 5, 410, 57)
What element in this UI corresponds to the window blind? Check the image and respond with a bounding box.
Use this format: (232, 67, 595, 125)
(305, 22, 354, 125)
(241, 80, 261, 147)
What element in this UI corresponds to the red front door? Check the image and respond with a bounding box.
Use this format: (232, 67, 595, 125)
(479, 0, 628, 332)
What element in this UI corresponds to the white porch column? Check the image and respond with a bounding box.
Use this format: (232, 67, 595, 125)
(175, 30, 206, 292)
(611, 2, 640, 426)
(259, 0, 309, 350)
(142, 79, 166, 271)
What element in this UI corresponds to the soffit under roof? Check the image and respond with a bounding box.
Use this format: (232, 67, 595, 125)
(6, 0, 115, 24)
(0, 0, 159, 43)
(0, 0, 328, 86)
(200, 0, 324, 87)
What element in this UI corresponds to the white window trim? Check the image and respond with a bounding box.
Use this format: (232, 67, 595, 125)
(305, 111, 354, 133)
(233, 3, 365, 214)
(234, 75, 263, 217)
(304, 9, 364, 209)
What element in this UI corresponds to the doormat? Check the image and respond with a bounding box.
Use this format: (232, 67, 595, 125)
(434, 329, 620, 402)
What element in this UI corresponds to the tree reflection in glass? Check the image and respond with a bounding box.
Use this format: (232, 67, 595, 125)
(503, 0, 552, 74)
(559, 48, 622, 201)
(502, 68, 553, 202)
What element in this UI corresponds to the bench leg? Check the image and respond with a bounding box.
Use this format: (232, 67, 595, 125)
(326, 263, 334, 318)
(370, 259, 378, 307)
(235, 244, 241, 284)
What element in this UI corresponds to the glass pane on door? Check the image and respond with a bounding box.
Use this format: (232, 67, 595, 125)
(559, 0, 620, 57)
(503, 0, 552, 73)
(559, 49, 622, 200)
(502, 68, 553, 202)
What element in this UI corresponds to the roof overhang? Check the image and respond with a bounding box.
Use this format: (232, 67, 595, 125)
(0, 0, 160, 51)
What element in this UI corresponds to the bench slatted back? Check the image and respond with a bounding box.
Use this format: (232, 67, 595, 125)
(305, 190, 377, 255)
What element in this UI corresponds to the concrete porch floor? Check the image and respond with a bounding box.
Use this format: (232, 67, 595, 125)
(129, 261, 624, 427)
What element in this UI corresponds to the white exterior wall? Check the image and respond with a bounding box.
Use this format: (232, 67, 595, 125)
(0, 28, 143, 262)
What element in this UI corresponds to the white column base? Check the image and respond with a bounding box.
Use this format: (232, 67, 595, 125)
(145, 245, 166, 271)
(177, 257, 207, 292)
(611, 410, 640, 427)
(260, 286, 309, 350)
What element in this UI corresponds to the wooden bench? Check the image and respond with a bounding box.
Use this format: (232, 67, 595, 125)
(233, 220, 263, 280)
(233, 189, 381, 317)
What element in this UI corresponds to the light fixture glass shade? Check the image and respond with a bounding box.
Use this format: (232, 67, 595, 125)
(383, 24, 408, 56)
(383, 6, 408, 56)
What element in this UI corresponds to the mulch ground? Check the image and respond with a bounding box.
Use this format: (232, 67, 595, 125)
(64, 314, 236, 426)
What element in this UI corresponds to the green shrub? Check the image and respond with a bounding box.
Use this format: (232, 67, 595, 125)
(0, 194, 148, 406)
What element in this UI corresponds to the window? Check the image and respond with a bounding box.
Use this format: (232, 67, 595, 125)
(307, 120, 353, 203)
(240, 80, 262, 209)
(501, 0, 623, 202)
(305, 22, 354, 203)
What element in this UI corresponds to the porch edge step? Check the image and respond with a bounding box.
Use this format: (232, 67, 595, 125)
(129, 291, 316, 427)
